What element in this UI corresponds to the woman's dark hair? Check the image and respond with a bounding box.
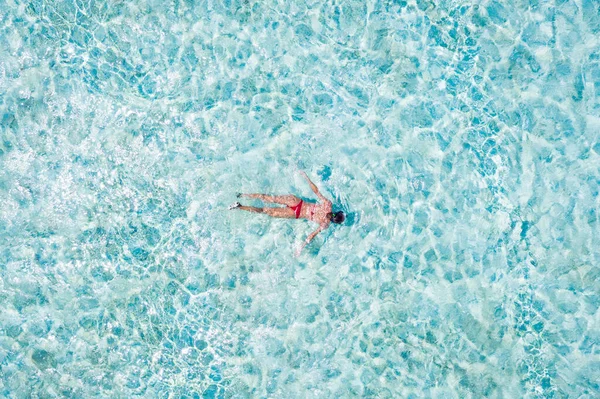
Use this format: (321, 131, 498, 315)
(330, 211, 345, 224)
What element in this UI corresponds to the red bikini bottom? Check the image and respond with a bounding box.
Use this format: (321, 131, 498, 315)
(289, 200, 303, 219)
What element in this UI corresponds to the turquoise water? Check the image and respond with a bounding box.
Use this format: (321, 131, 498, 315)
(1, 0, 599, 397)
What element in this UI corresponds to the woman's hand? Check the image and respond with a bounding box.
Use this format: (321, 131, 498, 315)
(294, 245, 304, 257)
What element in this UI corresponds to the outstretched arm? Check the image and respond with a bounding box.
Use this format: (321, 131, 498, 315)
(295, 225, 326, 256)
(300, 171, 330, 203)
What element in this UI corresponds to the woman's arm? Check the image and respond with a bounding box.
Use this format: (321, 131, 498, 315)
(295, 225, 325, 256)
(300, 171, 330, 203)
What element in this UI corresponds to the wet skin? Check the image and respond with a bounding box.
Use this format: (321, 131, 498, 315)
(232, 172, 333, 255)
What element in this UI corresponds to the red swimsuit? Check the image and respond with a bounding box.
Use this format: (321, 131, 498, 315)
(289, 200, 303, 219)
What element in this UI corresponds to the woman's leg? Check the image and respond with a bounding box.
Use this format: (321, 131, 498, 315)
(232, 204, 295, 218)
(237, 205, 264, 214)
(239, 193, 301, 207)
(263, 207, 295, 218)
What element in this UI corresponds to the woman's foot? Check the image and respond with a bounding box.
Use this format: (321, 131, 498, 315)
(229, 202, 241, 210)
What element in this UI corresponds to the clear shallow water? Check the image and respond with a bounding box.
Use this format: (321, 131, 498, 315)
(1, 0, 599, 397)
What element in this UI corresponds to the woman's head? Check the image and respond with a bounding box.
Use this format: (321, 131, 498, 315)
(328, 211, 345, 224)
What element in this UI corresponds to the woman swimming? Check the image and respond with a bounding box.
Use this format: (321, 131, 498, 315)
(229, 171, 345, 255)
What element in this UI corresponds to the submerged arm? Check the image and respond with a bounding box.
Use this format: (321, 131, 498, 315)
(295, 225, 326, 256)
(300, 171, 330, 203)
